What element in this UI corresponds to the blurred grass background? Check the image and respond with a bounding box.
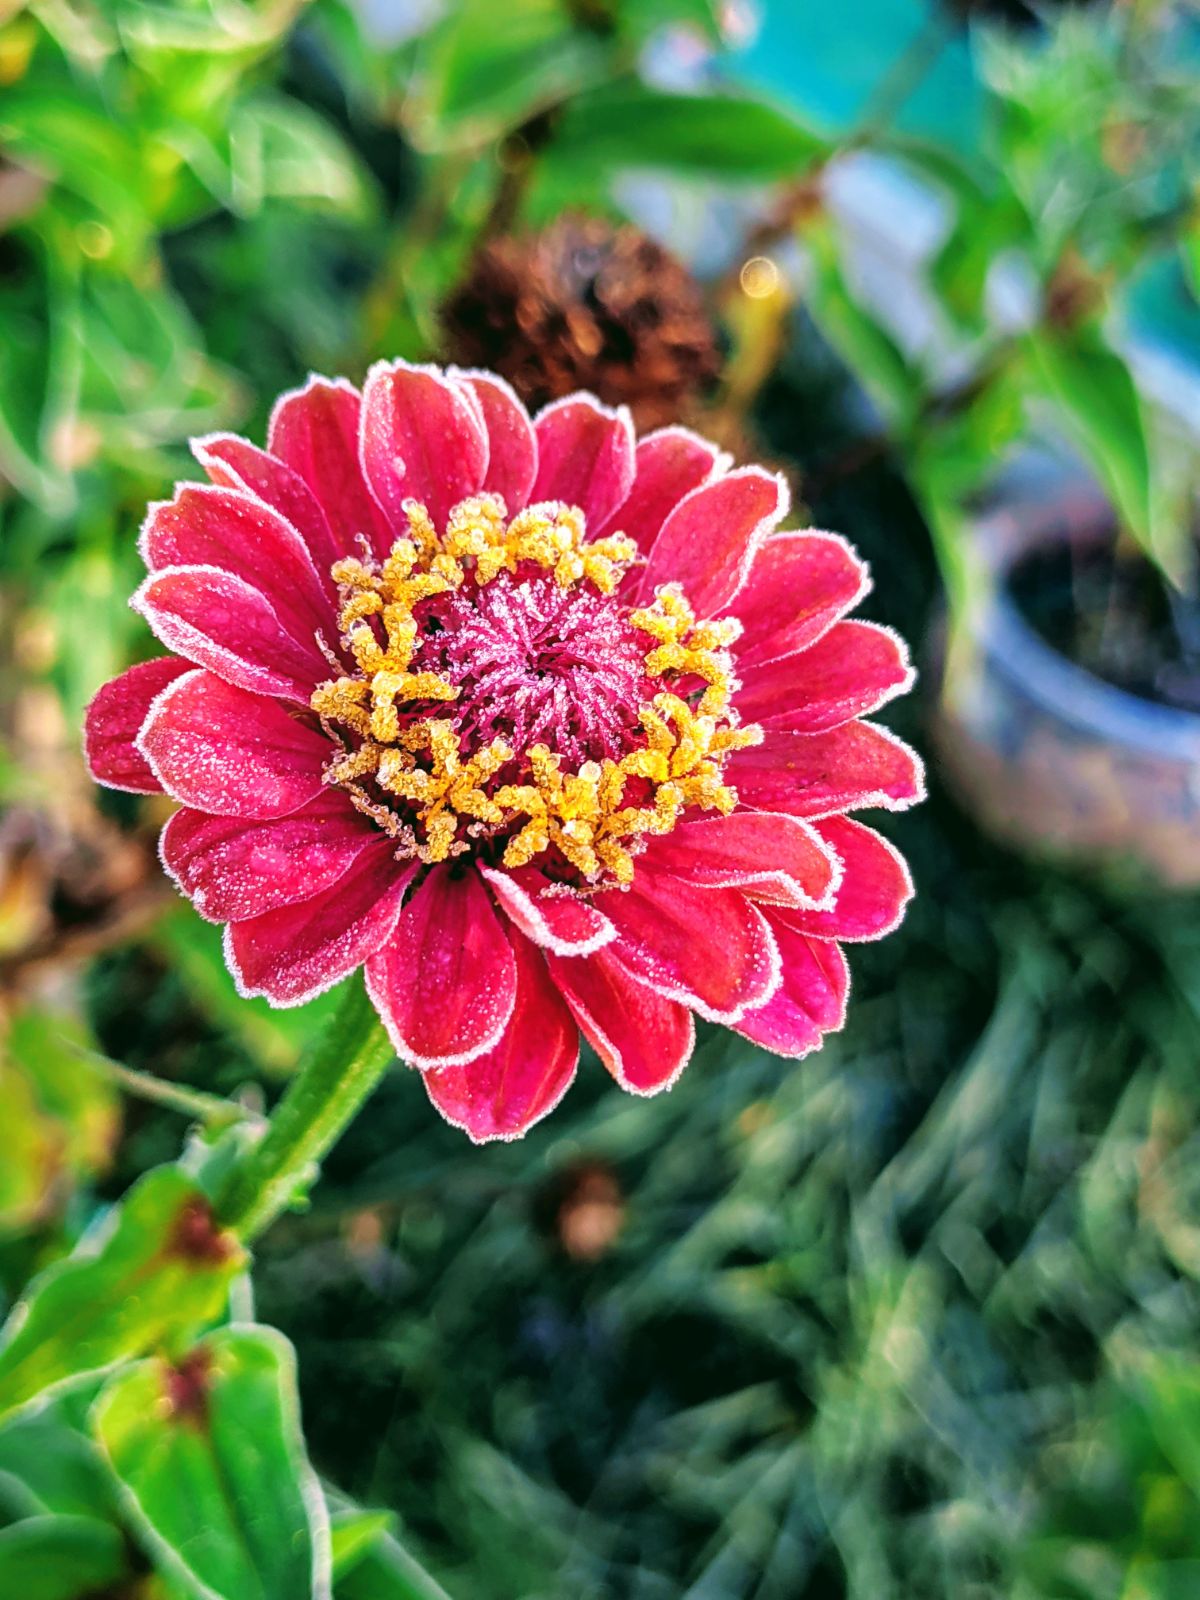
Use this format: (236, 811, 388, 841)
(3, 2, 1200, 1597)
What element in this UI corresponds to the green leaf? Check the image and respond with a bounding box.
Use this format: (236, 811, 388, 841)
(226, 98, 375, 219)
(93, 1324, 331, 1600)
(0, 1513, 126, 1600)
(334, 1528, 452, 1600)
(1026, 327, 1160, 562)
(330, 1509, 396, 1581)
(805, 222, 922, 427)
(549, 80, 827, 180)
(409, 0, 610, 152)
(0, 1166, 246, 1424)
(7, 1008, 120, 1182)
(0, 1398, 118, 1523)
(0, 1059, 59, 1239)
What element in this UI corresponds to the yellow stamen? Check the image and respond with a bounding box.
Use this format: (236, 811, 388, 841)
(311, 496, 758, 877)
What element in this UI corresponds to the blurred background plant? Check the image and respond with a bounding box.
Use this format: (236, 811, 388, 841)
(1, 0, 1200, 1596)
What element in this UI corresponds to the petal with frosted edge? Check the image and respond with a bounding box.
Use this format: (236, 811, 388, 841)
(729, 722, 925, 819)
(267, 376, 393, 559)
(365, 864, 517, 1069)
(423, 932, 579, 1143)
(781, 816, 914, 942)
(360, 360, 489, 534)
(641, 466, 788, 620)
(602, 425, 723, 562)
(735, 621, 914, 732)
(531, 396, 635, 531)
(599, 866, 780, 1024)
(225, 841, 416, 1007)
(139, 486, 330, 644)
(133, 567, 329, 703)
(548, 947, 694, 1095)
(733, 920, 848, 1058)
(729, 532, 870, 668)
(161, 794, 379, 923)
(451, 370, 537, 513)
(84, 657, 192, 794)
(136, 669, 327, 819)
(192, 433, 342, 587)
(481, 866, 616, 956)
(641, 812, 839, 911)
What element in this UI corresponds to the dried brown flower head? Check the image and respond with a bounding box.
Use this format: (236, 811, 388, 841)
(441, 215, 721, 431)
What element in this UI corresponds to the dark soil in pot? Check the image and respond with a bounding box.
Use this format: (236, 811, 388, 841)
(1009, 539, 1200, 714)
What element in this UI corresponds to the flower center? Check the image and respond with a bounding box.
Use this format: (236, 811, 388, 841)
(311, 494, 760, 884)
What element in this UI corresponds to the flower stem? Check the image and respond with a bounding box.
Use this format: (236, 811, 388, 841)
(217, 979, 393, 1242)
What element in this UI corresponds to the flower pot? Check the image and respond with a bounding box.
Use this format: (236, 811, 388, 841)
(934, 457, 1200, 887)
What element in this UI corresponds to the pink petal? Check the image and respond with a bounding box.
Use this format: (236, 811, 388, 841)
(132, 566, 328, 702)
(360, 359, 489, 533)
(450, 370, 537, 513)
(641, 467, 788, 620)
(733, 922, 849, 1058)
(599, 865, 780, 1024)
(267, 376, 393, 560)
(735, 621, 915, 732)
(730, 723, 925, 819)
(730, 532, 870, 669)
(365, 865, 517, 1069)
(422, 932, 579, 1144)
(480, 865, 616, 956)
(160, 793, 379, 922)
(139, 485, 330, 648)
(605, 425, 725, 564)
(225, 840, 416, 1007)
(531, 396, 635, 531)
(780, 817, 914, 941)
(640, 812, 839, 911)
(192, 432, 342, 585)
(136, 669, 328, 819)
(548, 947, 694, 1096)
(84, 657, 192, 794)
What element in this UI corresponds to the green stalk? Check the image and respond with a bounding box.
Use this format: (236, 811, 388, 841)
(218, 979, 393, 1242)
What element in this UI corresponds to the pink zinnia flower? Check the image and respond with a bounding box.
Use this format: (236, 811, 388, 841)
(85, 362, 923, 1142)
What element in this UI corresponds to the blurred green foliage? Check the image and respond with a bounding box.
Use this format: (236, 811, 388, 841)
(0, 0, 1198, 1597)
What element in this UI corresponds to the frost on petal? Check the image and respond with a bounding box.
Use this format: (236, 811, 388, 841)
(451, 370, 537, 513)
(423, 932, 579, 1143)
(729, 723, 926, 819)
(139, 485, 330, 646)
(548, 946, 694, 1095)
(192, 432, 343, 586)
(161, 793, 379, 922)
(641, 467, 788, 619)
(84, 657, 192, 794)
(735, 621, 915, 732)
(133, 567, 329, 702)
(361, 360, 489, 533)
(365, 865, 517, 1069)
(600, 865, 780, 1024)
(481, 865, 616, 956)
(780, 816, 914, 942)
(641, 812, 839, 911)
(267, 376, 393, 559)
(730, 532, 871, 669)
(732, 921, 848, 1058)
(136, 669, 327, 819)
(225, 840, 416, 1007)
(611, 426, 725, 564)
(531, 396, 635, 531)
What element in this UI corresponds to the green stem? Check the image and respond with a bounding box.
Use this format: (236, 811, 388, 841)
(217, 980, 393, 1242)
(68, 1042, 253, 1129)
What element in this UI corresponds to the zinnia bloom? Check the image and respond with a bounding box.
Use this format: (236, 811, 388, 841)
(85, 362, 923, 1142)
